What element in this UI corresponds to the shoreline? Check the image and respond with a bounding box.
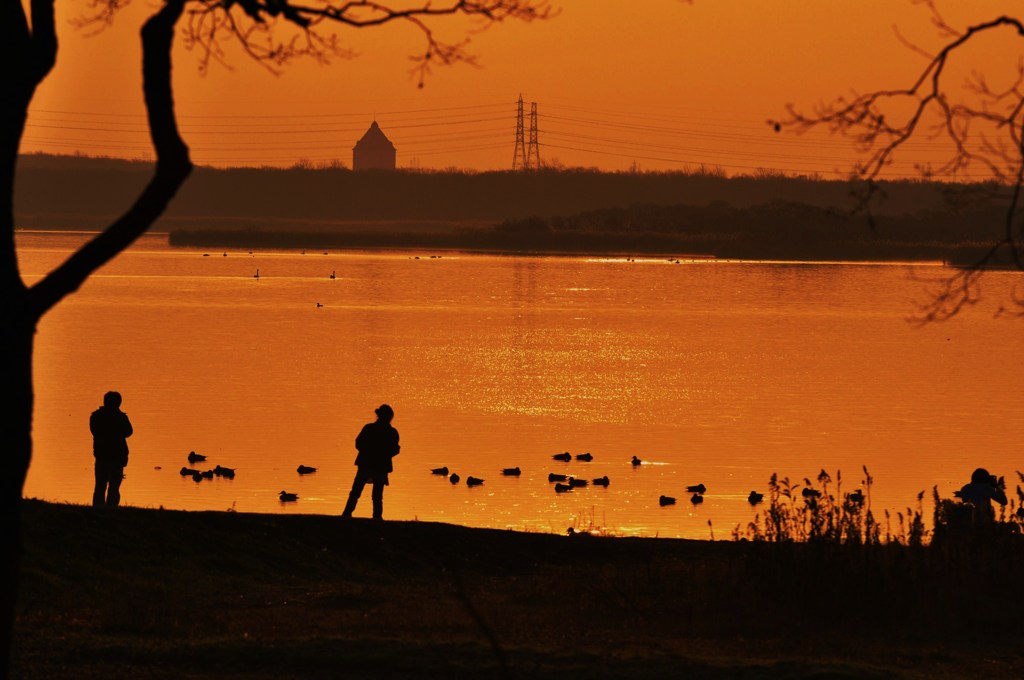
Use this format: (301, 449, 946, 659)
(16, 207, 1019, 268)
(163, 227, 990, 265)
(16, 227, 961, 265)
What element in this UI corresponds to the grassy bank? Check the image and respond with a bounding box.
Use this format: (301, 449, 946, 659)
(13, 499, 1023, 679)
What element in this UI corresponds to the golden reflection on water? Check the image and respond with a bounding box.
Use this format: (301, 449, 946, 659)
(20, 232, 1024, 538)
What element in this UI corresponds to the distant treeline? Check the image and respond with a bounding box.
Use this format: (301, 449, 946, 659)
(491, 200, 1010, 260)
(15, 152, 1006, 230)
(169, 199, 1009, 261)
(18, 153, 1013, 260)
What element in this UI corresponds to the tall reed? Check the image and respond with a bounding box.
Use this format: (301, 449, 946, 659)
(735, 467, 1022, 546)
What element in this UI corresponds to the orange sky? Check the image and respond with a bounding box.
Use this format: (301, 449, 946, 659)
(21, 0, 1020, 177)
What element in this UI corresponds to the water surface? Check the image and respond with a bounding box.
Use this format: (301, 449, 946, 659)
(21, 231, 1023, 538)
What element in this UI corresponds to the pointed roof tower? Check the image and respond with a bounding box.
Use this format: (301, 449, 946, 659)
(352, 121, 397, 170)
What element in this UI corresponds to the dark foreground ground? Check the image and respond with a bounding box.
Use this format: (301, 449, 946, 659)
(12, 500, 1024, 679)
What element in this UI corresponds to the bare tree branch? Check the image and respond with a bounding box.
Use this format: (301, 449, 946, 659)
(29, 0, 59, 85)
(891, 24, 935, 62)
(2, 0, 58, 287)
(1, 0, 60, 134)
(772, 10, 1024, 321)
(28, 0, 194, 319)
(80, 0, 554, 84)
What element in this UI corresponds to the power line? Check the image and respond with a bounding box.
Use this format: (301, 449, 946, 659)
(24, 115, 511, 136)
(28, 101, 511, 121)
(20, 96, 999, 179)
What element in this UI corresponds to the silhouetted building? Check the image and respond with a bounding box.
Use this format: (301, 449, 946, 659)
(352, 121, 396, 170)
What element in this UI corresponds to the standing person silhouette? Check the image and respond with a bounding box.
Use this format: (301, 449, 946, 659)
(90, 391, 133, 507)
(342, 404, 400, 520)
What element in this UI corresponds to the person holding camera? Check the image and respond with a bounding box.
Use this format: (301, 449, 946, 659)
(954, 467, 1008, 522)
(90, 390, 134, 507)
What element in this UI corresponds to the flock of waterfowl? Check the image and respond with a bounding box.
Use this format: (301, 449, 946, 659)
(178, 450, 317, 504)
(178, 450, 237, 482)
(432, 451, 768, 510)
(176, 447, 770, 512)
(244, 264, 342, 308)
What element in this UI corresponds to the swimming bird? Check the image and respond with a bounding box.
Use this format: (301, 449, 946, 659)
(690, 493, 704, 505)
(631, 456, 642, 466)
(548, 473, 568, 483)
(449, 473, 460, 485)
(214, 465, 235, 479)
(254, 269, 260, 279)
(554, 483, 573, 493)
(316, 302, 323, 308)
(686, 483, 706, 494)
(329, 270, 336, 279)
(748, 490, 764, 505)
(592, 476, 610, 487)
(575, 452, 594, 462)
(466, 476, 484, 487)
(569, 477, 588, 488)
(180, 467, 200, 476)
(502, 467, 522, 476)
(552, 452, 572, 462)
(192, 471, 203, 482)
(279, 491, 298, 502)
(659, 495, 676, 506)
(431, 466, 449, 476)
(187, 451, 206, 463)
(297, 465, 317, 475)
(200, 469, 215, 480)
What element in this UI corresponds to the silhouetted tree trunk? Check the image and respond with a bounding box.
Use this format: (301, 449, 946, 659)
(2, 0, 60, 670)
(1, 0, 193, 669)
(1, 0, 549, 672)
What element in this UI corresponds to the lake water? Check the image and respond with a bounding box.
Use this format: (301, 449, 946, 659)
(19, 231, 1023, 539)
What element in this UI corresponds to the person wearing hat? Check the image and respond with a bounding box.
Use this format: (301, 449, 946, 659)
(342, 404, 401, 520)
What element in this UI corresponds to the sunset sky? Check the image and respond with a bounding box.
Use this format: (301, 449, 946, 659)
(22, 0, 1019, 176)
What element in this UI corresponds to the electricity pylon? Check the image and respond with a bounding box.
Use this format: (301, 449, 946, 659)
(526, 101, 541, 170)
(512, 95, 527, 170)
